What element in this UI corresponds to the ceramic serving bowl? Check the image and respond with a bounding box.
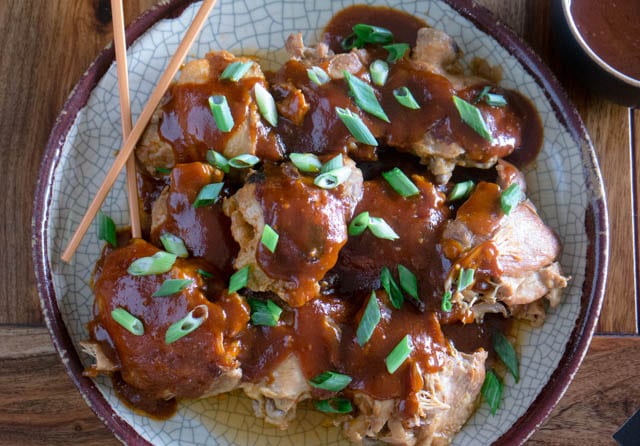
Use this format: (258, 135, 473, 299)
(33, 0, 608, 444)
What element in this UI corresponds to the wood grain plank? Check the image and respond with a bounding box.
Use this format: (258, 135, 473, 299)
(634, 109, 640, 330)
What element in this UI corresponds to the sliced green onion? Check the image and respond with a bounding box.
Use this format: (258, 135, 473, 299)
(343, 71, 389, 123)
(500, 183, 521, 215)
(290, 153, 322, 173)
(368, 217, 399, 240)
(260, 224, 279, 253)
(341, 34, 362, 51)
(165, 304, 208, 344)
(369, 60, 389, 86)
(314, 397, 353, 414)
(398, 265, 418, 301)
(441, 290, 453, 312)
(321, 154, 344, 173)
(457, 267, 475, 292)
(228, 265, 250, 294)
(228, 154, 260, 169)
(219, 60, 253, 82)
(155, 166, 171, 174)
(152, 278, 193, 297)
(193, 182, 224, 208)
(254, 83, 278, 127)
(128, 251, 177, 276)
(453, 95, 492, 141)
(335, 107, 378, 146)
(383, 43, 410, 63)
(475, 86, 507, 106)
(208, 95, 234, 133)
(448, 180, 475, 202)
(314, 166, 352, 189)
(352, 24, 394, 44)
(482, 369, 503, 415)
(248, 298, 282, 327)
(111, 308, 144, 336)
(356, 291, 381, 347)
(307, 66, 330, 86)
(393, 86, 421, 110)
(493, 332, 519, 383)
(97, 211, 117, 247)
(159, 233, 188, 258)
(380, 266, 403, 309)
(309, 371, 352, 392)
(382, 168, 420, 197)
(386, 335, 413, 374)
(206, 149, 230, 173)
(197, 269, 213, 278)
(348, 211, 370, 236)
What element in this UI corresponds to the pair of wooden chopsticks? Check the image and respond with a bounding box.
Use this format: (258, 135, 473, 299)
(61, 0, 217, 263)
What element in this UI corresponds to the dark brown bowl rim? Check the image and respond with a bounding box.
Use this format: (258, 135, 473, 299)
(32, 1, 608, 445)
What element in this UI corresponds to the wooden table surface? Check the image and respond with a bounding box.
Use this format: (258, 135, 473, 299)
(1, 0, 638, 444)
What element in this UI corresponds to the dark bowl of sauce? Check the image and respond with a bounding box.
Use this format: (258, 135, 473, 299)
(552, 0, 640, 107)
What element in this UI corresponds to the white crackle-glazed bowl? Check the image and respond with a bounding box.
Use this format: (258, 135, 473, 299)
(33, 0, 608, 444)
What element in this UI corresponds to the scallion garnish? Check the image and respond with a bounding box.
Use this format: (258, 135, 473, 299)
(348, 211, 370, 236)
(128, 251, 177, 276)
(357, 291, 381, 346)
(261, 224, 279, 253)
(193, 183, 224, 208)
(111, 308, 144, 336)
(380, 266, 403, 309)
(314, 397, 353, 414)
(398, 265, 418, 301)
(290, 153, 322, 173)
(197, 269, 213, 278)
(159, 233, 188, 258)
(321, 154, 344, 173)
(219, 60, 253, 82)
(97, 211, 117, 247)
(155, 167, 172, 174)
(370, 60, 389, 86)
(482, 369, 503, 415)
(206, 149, 230, 173)
(393, 87, 420, 109)
(368, 217, 399, 240)
(248, 298, 282, 327)
(452, 95, 492, 141)
(457, 267, 475, 292)
(383, 43, 410, 63)
(165, 304, 208, 344)
(228, 265, 250, 294)
(335, 107, 378, 146)
(254, 83, 278, 127)
(228, 154, 260, 169)
(309, 371, 352, 392)
(386, 335, 413, 374)
(448, 180, 475, 202)
(314, 166, 352, 189)
(341, 23, 394, 50)
(475, 86, 507, 107)
(493, 332, 519, 383)
(307, 66, 330, 86)
(382, 168, 420, 197)
(441, 290, 453, 312)
(500, 183, 521, 215)
(152, 278, 193, 297)
(208, 95, 234, 133)
(343, 71, 389, 123)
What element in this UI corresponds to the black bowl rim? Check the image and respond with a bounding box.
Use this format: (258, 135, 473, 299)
(32, 0, 609, 445)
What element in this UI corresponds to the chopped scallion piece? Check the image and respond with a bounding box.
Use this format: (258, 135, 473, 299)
(448, 180, 475, 202)
(228, 154, 260, 169)
(321, 154, 343, 173)
(314, 166, 352, 189)
(380, 266, 403, 309)
(228, 265, 250, 294)
(500, 183, 521, 215)
(208, 95, 234, 132)
(254, 83, 278, 127)
(441, 290, 453, 312)
(152, 278, 193, 297)
(343, 71, 389, 123)
(482, 369, 503, 415)
(382, 168, 420, 197)
(368, 217, 399, 240)
(248, 298, 282, 327)
(383, 43, 410, 63)
(309, 371, 352, 392)
(128, 251, 177, 276)
(348, 211, 370, 236)
(111, 308, 144, 336)
(356, 291, 381, 346)
(159, 233, 188, 258)
(165, 304, 208, 344)
(290, 153, 323, 173)
(369, 59, 389, 86)
(386, 335, 413, 374)
(307, 66, 330, 86)
(155, 166, 171, 174)
(352, 24, 394, 44)
(197, 269, 213, 278)
(452, 95, 492, 141)
(206, 149, 230, 173)
(261, 224, 279, 253)
(193, 183, 224, 208)
(97, 211, 117, 247)
(314, 397, 353, 414)
(398, 265, 418, 301)
(335, 107, 378, 146)
(219, 60, 253, 82)
(493, 332, 519, 383)
(475, 86, 507, 106)
(457, 267, 475, 292)
(393, 86, 420, 109)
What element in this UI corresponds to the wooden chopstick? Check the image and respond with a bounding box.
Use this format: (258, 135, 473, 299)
(111, 0, 141, 239)
(61, 0, 217, 263)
